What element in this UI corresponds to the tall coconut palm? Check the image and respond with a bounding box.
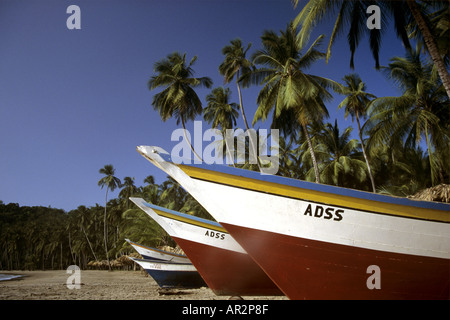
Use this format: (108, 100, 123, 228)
(75, 205, 98, 262)
(143, 175, 155, 186)
(148, 52, 213, 161)
(219, 39, 260, 167)
(159, 176, 187, 211)
(366, 44, 450, 185)
(141, 175, 160, 205)
(276, 134, 306, 179)
(97, 164, 121, 271)
(203, 87, 240, 164)
(293, 0, 450, 98)
(408, 2, 449, 69)
(219, 39, 253, 131)
(119, 177, 138, 209)
(251, 23, 336, 183)
(405, 0, 450, 98)
(336, 73, 377, 192)
(203, 87, 239, 130)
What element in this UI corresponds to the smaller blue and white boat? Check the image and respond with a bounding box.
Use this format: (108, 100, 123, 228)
(129, 257, 206, 288)
(125, 238, 190, 263)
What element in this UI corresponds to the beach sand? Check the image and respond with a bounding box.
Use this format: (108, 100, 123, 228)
(0, 270, 287, 300)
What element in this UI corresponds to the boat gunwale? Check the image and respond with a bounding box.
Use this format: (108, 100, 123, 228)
(125, 238, 188, 258)
(131, 197, 227, 233)
(129, 257, 194, 267)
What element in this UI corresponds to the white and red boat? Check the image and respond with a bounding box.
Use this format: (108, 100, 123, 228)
(129, 197, 283, 296)
(136, 145, 450, 300)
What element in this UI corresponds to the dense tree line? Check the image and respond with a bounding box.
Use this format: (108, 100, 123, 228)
(0, 175, 210, 270)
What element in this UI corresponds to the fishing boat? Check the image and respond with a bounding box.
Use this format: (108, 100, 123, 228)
(130, 197, 283, 296)
(125, 238, 190, 263)
(129, 257, 206, 288)
(136, 145, 450, 300)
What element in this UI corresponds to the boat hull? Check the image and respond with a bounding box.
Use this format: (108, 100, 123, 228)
(172, 236, 283, 296)
(131, 258, 205, 289)
(222, 223, 450, 300)
(130, 198, 283, 296)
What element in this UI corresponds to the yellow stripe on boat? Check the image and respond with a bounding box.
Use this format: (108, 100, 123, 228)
(153, 208, 228, 233)
(179, 165, 450, 223)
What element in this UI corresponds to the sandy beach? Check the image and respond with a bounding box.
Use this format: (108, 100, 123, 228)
(0, 270, 287, 300)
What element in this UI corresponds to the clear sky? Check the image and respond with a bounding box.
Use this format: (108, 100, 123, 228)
(0, 0, 407, 211)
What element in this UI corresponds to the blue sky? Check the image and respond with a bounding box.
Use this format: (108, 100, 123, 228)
(0, 0, 407, 211)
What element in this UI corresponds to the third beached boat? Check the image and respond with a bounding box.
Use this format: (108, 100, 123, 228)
(125, 238, 190, 263)
(136, 145, 450, 300)
(129, 257, 205, 289)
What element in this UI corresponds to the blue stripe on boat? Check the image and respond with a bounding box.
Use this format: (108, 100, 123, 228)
(143, 201, 223, 228)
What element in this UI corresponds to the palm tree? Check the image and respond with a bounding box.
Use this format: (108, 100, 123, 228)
(219, 39, 261, 167)
(97, 164, 121, 271)
(203, 87, 240, 164)
(143, 175, 155, 185)
(219, 39, 253, 131)
(405, 0, 450, 98)
(376, 146, 432, 196)
(204, 87, 239, 130)
(119, 177, 138, 209)
(336, 73, 377, 192)
(251, 23, 337, 183)
(276, 134, 306, 179)
(159, 176, 187, 211)
(121, 208, 174, 248)
(141, 175, 161, 205)
(75, 205, 98, 262)
(293, 0, 450, 98)
(180, 193, 214, 220)
(367, 44, 450, 185)
(312, 120, 368, 189)
(148, 52, 213, 161)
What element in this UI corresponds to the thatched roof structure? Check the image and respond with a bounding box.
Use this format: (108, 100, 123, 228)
(407, 184, 450, 203)
(158, 245, 185, 255)
(87, 252, 143, 270)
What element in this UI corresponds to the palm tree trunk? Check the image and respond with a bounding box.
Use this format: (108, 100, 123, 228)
(236, 70, 250, 131)
(60, 242, 62, 270)
(82, 225, 98, 261)
(68, 231, 75, 264)
(302, 123, 320, 183)
(356, 114, 376, 193)
(236, 69, 261, 169)
(104, 188, 112, 271)
(221, 129, 236, 167)
(181, 117, 202, 162)
(425, 122, 437, 186)
(407, 0, 450, 99)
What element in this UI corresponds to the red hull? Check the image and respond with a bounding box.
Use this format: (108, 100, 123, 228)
(171, 236, 283, 296)
(221, 223, 450, 300)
